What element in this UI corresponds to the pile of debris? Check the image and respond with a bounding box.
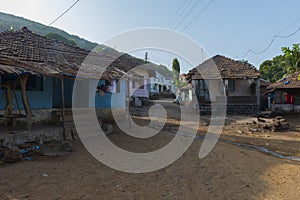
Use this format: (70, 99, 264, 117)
(0, 143, 39, 164)
(0, 141, 72, 165)
(262, 116, 290, 132)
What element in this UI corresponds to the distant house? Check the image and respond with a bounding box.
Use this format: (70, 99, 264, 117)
(268, 72, 300, 112)
(179, 73, 188, 83)
(0, 27, 146, 131)
(149, 70, 175, 94)
(180, 84, 193, 105)
(187, 55, 261, 115)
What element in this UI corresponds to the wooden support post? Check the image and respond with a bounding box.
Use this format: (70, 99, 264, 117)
(19, 76, 32, 131)
(256, 78, 261, 113)
(1, 83, 13, 126)
(126, 78, 131, 128)
(3, 83, 13, 115)
(223, 79, 229, 104)
(61, 77, 66, 140)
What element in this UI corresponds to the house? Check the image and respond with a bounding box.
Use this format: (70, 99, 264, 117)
(149, 69, 175, 94)
(268, 72, 300, 112)
(187, 55, 261, 115)
(179, 73, 188, 83)
(0, 27, 146, 131)
(179, 84, 193, 105)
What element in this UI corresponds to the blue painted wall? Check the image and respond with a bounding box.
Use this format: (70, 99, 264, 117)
(93, 79, 126, 108)
(0, 76, 53, 110)
(0, 74, 126, 111)
(52, 78, 75, 108)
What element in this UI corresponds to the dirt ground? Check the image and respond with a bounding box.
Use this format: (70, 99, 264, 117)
(1, 99, 300, 200)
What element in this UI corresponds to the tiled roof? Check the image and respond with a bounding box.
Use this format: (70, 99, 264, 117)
(269, 72, 300, 89)
(188, 55, 260, 80)
(0, 27, 143, 80)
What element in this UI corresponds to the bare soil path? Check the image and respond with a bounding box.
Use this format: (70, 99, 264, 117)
(1, 99, 300, 200)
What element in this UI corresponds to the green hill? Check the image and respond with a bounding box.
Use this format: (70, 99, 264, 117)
(0, 12, 101, 51)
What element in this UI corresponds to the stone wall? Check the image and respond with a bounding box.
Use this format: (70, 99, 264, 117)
(198, 104, 258, 115)
(0, 126, 63, 147)
(272, 104, 300, 112)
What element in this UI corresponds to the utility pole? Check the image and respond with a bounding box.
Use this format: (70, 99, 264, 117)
(145, 52, 148, 64)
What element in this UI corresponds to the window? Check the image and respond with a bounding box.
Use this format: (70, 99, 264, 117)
(228, 80, 235, 92)
(27, 75, 44, 91)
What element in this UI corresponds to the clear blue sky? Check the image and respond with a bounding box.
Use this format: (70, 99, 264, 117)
(1, 0, 300, 72)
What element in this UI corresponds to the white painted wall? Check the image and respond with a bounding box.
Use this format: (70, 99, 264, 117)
(149, 71, 175, 93)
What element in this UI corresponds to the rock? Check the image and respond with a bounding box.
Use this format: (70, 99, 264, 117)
(257, 118, 266, 123)
(61, 141, 73, 152)
(279, 118, 287, 123)
(281, 122, 290, 130)
(272, 121, 280, 127)
(250, 128, 258, 132)
(237, 130, 244, 134)
(263, 124, 272, 129)
(4, 146, 22, 163)
(203, 122, 209, 126)
(275, 116, 284, 120)
(252, 121, 257, 124)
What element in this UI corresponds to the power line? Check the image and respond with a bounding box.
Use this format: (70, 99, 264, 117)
(239, 26, 300, 58)
(182, 0, 215, 31)
(159, 0, 205, 48)
(156, 0, 195, 45)
(160, 0, 215, 49)
(166, 0, 189, 28)
(172, 0, 204, 30)
(49, 0, 80, 26)
(237, 17, 300, 58)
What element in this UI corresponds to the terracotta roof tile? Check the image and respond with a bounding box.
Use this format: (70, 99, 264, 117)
(0, 27, 144, 80)
(269, 72, 300, 89)
(188, 55, 260, 79)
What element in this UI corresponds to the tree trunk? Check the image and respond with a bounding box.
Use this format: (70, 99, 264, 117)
(19, 76, 32, 130)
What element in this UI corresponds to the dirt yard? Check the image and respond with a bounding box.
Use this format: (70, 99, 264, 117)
(1, 99, 300, 200)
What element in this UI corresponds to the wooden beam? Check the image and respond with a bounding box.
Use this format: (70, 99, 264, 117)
(19, 75, 32, 130)
(61, 77, 66, 140)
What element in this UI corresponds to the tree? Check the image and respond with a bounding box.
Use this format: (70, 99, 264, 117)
(172, 58, 180, 90)
(259, 55, 286, 83)
(281, 43, 300, 73)
(259, 43, 300, 83)
(44, 32, 77, 47)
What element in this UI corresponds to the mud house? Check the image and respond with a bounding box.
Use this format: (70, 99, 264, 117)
(268, 71, 300, 112)
(187, 55, 261, 114)
(0, 27, 148, 134)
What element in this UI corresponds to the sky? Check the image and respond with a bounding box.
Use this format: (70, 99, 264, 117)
(1, 0, 300, 73)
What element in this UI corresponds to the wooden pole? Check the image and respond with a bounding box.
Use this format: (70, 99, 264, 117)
(1, 83, 13, 115)
(126, 78, 131, 128)
(0, 83, 13, 126)
(61, 77, 66, 140)
(256, 78, 261, 114)
(19, 75, 32, 130)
